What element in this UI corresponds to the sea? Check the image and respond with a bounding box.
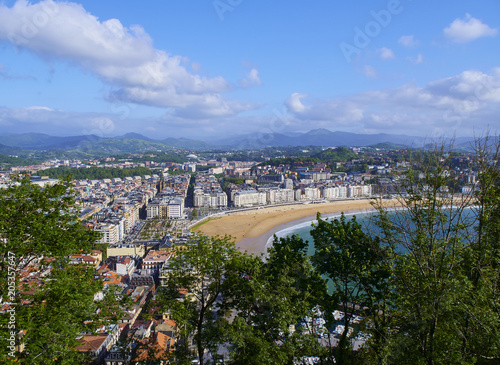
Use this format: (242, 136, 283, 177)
(265, 210, 380, 256)
(266, 206, 477, 256)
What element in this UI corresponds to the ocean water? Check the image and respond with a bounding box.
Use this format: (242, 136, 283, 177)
(267, 207, 476, 295)
(266, 206, 477, 254)
(265, 210, 379, 256)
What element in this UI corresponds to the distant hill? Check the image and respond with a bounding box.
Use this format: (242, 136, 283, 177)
(0, 143, 25, 155)
(0, 130, 478, 155)
(312, 146, 358, 162)
(210, 129, 460, 149)
(368, 142, 410, 150)
(161, 138, 212, 150)
(0, 133, 103, 150)
(114, 133, 153, 141)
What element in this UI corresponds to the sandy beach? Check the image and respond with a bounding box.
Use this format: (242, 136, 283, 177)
(194, 199, 400, 255)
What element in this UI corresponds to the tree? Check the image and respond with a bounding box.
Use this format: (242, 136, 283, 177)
(310, 213, 392, 365)
(222, 234, 329, 364)
(370, 142, 490, 364)
(158, 235, 245, 365)
(457, 136, 500, 363)
(0, 176, 124, 364)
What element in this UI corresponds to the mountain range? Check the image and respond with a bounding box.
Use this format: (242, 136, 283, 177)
(0, 130, 478, 155)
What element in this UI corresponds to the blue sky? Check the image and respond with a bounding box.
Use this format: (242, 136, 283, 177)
(0, 0, 499, 140)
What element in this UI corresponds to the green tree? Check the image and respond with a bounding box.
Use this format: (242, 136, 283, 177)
(158, 235, 244, 365)
(458, 137, 500, 363)
(310, 213, 392, 365)
(223, 234, 328, 364)
(371, 143, 479, 365)
(0, 176, 125, 364)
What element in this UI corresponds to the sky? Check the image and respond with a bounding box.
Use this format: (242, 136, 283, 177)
(0, 0, 499, 140)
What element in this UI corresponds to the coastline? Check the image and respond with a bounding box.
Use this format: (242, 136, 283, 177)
(194, 198, 400, 255)
(239, 207, 377, 255)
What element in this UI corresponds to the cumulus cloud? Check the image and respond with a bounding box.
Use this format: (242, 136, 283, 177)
(444, 14, 498, 43)
(239, 68, 262, 89)
(377, 47, 395, 60)
(0, 106, 120, 136)
(285, 94, 363, 125)
(285, 93, 309, 114)
(0, 0, 253, 118)
(398, 35, 418, 47)
(285, 69, 500, 137)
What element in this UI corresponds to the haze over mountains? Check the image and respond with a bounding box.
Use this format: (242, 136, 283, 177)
(0, 129, 478, 155)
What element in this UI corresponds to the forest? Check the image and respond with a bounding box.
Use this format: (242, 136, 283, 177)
(38, 166, 152, 180)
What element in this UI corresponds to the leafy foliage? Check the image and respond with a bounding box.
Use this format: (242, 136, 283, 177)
(0, 177, 126, 363)
(38, 166, 151, 180)
(311, 213, 392, 365)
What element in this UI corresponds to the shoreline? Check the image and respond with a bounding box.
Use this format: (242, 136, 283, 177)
(194, 198, 400, 255)
(239, 207, 377, 255)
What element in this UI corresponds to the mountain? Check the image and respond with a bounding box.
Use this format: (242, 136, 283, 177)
(0, 143, 25, 155)
(454, 136, 497, 152)
(211, 129, 437, 149)
(161, 138, 212, 150)
(0, 133, 103, 150)
(114, 133, 153, 141)
(0, 130, 479, 154)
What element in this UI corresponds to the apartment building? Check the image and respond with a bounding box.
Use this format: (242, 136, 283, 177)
(233, 189, 267, 207)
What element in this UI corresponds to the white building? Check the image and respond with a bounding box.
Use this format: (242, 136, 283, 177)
(116, 256, 136, 276)
(193, 191, 228, 208)
(347, 184, 371, 198)
(322, 186, 340, 199)
(146, 197, 185, 219)
(266, 188, 295, 204)
(233, 190, 267, 207)
(94, 222, 120, 244)
(295, 187, 321, 201)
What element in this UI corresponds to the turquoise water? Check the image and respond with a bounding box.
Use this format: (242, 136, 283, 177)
(268, 207, 477, 254)
(270, 207, 476, 295)
(267, 211, 377, 294)
(267, 210, 378, 254)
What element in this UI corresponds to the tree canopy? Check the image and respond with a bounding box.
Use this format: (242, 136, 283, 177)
(0, 177, 125, 364)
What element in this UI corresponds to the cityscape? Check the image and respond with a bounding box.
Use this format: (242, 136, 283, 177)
(1, 0, 500, 364)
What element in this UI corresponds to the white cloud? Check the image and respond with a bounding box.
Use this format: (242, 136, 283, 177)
(0, 0, 253, 118)
(284, 94, 363, 124)
(444, 14, 498, 43)
(285, 69, 500, 137)
(25, 106, 55, 111)
(239, 68, 262, 89)
(285, 93, 309, 114)
(377, 47, 395, 60)
(398, 35, 418, 47)
(87, 117, 115, 135)
(362, 65, 377, 78)
(3, 68, 500, 139)
(408, 53, 423, 64)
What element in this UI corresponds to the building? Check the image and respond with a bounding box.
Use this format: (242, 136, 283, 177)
(94, 222, 121, 245)
(266, 188, 295, 204)
(233, 189, 267, 207)
(146, 197, 185, 219)
(107, 243, 145, 258)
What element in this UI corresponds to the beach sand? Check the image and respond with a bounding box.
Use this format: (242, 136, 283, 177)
(194, 199, 400, 255)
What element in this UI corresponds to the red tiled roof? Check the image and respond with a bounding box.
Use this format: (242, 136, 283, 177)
(76, 335, 107, 353)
